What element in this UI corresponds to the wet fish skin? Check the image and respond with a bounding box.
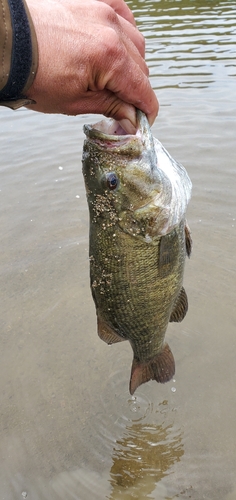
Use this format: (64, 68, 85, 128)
(82, 111, 192, 395)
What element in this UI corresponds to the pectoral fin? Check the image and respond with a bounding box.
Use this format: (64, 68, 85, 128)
(97, 313, 126, 344)
(169, 286, 188, 323)
(159, 229, 179, 277)
(185, 222, 192, 257)
(129, 343, 175, 395)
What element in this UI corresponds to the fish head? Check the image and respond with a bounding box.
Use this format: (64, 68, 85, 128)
(82, 111, 191, 239)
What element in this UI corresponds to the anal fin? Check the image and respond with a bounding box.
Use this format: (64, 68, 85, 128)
(169, 286, 188, 323)
(129, 343, 175, 395)
(97, 313, 126, 345)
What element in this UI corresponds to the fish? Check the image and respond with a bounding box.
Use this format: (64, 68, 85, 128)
(82, 110, 192, 395)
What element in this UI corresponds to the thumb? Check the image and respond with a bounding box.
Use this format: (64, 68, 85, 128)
(80, 91, 138, 133)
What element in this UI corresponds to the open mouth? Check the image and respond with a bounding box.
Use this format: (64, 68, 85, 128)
(83, 117, 134, 141)
(91, 118, 129, 136)
(83, 117, 142, 152)
(83, 111, 150, 156)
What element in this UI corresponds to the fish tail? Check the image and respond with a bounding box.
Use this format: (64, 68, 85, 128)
(129, 343, 175, 395)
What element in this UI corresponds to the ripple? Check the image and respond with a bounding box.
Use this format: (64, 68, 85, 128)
(95, 364, 155, 452)
(95, 363, 184, 498)
(86, 354, 181, 480)
(131, 0, 236, 91)
(127, 394, 154, 422)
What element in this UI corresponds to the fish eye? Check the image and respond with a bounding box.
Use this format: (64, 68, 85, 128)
(106, 172, 119, 191)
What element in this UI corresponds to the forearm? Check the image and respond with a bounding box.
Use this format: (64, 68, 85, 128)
(0, 0, 38, 109)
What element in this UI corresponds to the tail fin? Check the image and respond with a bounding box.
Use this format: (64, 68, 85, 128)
(129, 343, 175, 395)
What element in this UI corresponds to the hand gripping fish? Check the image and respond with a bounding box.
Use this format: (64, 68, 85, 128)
(82, 110, 192, 395)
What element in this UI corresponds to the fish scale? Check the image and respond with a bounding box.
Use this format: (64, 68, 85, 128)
(89, 220, 185, 362)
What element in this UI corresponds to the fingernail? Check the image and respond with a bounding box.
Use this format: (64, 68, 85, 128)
(118, 118, 137, 135)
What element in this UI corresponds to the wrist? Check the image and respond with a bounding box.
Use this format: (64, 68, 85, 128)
(0, 0, 38, 109)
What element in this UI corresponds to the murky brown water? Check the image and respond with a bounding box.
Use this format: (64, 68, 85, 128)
(0, 0, 236, 498)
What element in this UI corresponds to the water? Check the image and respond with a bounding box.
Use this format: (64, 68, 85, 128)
(0, 0, 235, 498)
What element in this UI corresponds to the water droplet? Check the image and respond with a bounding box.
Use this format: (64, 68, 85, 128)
(145, 234, 152, 243)
(171, 387, 176, 393)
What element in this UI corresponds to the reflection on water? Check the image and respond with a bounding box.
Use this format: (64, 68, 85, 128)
(109, 421, 183, 499)
(0, 0, 236, 498)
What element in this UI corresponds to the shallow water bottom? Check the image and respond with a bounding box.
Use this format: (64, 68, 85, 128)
(1, 1, 236, 492)
(1, 106, 236, 498)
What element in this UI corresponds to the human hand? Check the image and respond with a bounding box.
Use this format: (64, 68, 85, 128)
(25, 0, 158, 133)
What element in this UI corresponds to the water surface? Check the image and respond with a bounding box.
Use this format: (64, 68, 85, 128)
(0, 0, 236, 498)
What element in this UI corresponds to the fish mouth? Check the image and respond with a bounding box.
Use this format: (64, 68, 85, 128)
(83, 117, 134, 147)
(83, 110, 154, 154)
(85, 119, 129, 137)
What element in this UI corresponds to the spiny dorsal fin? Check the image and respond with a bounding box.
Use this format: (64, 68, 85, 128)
(97, 313, 126, 345)
(169, 286, 188, 323)
(185, 223, 192, 257)
(129, 343, 175, 395)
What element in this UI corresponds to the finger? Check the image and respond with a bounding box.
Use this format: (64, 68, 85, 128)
(107, 72, 159, 127)
(117, 14, 145, 58)
(87, 25, 149, 89)
(93, 3, 145, 59)
(92, 41, 158, 125)
(64, 90, 138, 132)
(108, 69, 158, 127)
(64, 88, 157, 132)
(97, 0, 136, 26)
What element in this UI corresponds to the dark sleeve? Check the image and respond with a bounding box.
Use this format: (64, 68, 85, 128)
(0, 0, 38, 109)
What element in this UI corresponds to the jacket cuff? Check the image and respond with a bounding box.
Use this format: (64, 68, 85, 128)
(0, 0, 38, 110)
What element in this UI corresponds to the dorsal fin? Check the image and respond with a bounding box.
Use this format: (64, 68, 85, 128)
(97, 313, 126, 344)
(169, 286, 188, 323)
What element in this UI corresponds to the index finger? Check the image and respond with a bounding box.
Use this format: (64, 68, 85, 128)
(104, 63, 159, 126)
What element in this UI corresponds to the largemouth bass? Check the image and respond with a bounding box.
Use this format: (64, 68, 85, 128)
(82, 110, 192, 395)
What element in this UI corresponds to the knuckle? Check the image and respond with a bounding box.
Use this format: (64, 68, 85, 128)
(101, 28, 124, 61)
(97, 1, 119, 26)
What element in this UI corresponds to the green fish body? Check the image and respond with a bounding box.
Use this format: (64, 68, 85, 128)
(82, 111, 192, 394)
